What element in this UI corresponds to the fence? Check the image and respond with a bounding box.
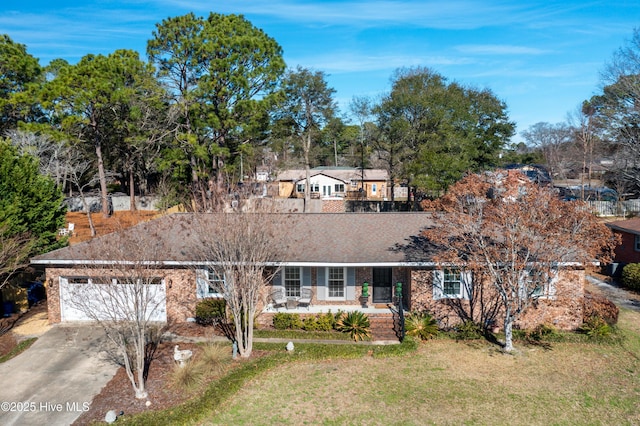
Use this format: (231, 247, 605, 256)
(587, 199, 640, 217)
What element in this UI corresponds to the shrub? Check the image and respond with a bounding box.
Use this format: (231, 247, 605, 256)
(526, 323, 560, 342)
(404, 312, 439, 340)
(583, 290, 619, 326)
(315, 312, 335, 331)
(455, 320, 483, 340)
(170, 360, 202, 391)
(272, 313, 303, 330)
(196, 343, 231, 376)
(302, 316, 319, 331)
(336, 311, 371, 341)
(622, 263, 640, 291)
(195, 298, 226, 326)
(579, 316, 614, 340)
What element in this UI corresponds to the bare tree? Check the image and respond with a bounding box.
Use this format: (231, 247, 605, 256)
(567, 102, 601, 196)
(521, 122, 573, 180)
(193, 205, 284, 357)
(0, 226, 35, 290)
(7, 130, 73, 191)
(591, 27, 640, 195)
(423, 170, 618, 352)
(62, 232, 167, 399)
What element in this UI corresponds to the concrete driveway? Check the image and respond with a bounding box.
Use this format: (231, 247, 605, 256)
(586, 275, 640, 312)
(0, 325, 118, 426)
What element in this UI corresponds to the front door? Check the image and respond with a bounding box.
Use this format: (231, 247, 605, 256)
(372, 267, 393, 303)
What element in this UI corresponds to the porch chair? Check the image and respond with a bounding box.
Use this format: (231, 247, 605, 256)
(270, 288, 287, 309)
(298, 287, 313, 310)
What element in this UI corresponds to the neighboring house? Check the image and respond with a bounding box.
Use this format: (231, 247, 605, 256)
(606, 218, 640, 266)
(276, 167, 389, 200)
(32, 212, 587, 331)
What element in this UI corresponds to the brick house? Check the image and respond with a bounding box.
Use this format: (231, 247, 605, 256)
(31, 212, 588, 331)
(606, 218, 640, 265)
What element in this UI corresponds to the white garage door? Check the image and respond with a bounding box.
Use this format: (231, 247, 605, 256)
(59, 277, 167, 322)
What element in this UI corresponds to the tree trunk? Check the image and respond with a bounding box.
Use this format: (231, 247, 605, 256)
(95, 142, 110, 218)
(503, 309, 514, 352)
(304, 133, 311, 213)
(129, 168, 137, 212)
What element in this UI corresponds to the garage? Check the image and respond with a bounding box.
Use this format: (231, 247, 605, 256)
(59, 276, 167, 322)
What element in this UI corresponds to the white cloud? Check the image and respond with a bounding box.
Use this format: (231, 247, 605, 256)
(456, 45, 549, 55)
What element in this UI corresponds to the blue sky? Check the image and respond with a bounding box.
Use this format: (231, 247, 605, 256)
(2, 1, 640, 140)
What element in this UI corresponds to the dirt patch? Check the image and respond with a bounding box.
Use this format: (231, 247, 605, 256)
(0, 303, 49, 357)
(64, 210, 160, 245)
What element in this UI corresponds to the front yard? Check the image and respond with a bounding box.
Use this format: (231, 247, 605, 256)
(106, 306, 640, 426)
(208, 310, 640, 425)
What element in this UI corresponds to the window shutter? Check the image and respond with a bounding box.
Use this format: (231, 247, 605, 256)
(302, 267, 312, 289)
(461, 271, 473, 300)
(346, 267, 356, 300)
(432, 270, 444, 300)
(316, 268, 326, 301)
(196, 269, 208, 299)
(272, 269, 284, 293)
(548, 269, 558, 298)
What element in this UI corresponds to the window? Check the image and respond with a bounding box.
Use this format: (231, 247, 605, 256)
(334, 183, 345, 193)
(635, 235, 640, 252)
(67, 277, 90, 284)
(197, 268, 225, 298)
(522, 268, 557, 299)
(323, 185, 331, 196)
(372, 183, 377, 195)
(311, 183, 319, 192)
(296, 183, 305, 193)
(433, 269, 468, 299)
(327, 267, 345, 298)
(443, 270, 462, 297)
(284, 267, 301, 297)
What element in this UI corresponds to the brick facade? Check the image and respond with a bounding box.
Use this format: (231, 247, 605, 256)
(409, 269, 585, 331)
(46, 264, 584, 332)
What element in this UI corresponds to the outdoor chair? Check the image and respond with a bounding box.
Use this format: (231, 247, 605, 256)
(270, 288, 287, 309)
(298, 288, 313, 310)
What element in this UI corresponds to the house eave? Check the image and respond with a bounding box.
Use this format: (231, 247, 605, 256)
(31, 259, 594, 268)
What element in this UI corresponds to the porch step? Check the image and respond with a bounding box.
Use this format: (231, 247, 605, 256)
(368, 314, 400, 342)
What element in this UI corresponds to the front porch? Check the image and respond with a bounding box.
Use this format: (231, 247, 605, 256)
(263, 303, 402, 315)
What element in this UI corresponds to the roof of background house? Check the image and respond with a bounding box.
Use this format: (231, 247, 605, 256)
(276, 167, 388, 183)
(606, 217, 640, 236)
(31, 212, 437, 266)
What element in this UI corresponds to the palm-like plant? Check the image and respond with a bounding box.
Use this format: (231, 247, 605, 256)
(336, 311, 371, 341)
(404, 312, 439, 340)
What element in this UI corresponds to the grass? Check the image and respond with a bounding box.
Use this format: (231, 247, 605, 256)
(253, 328, 355, 341)
(121, 309, 640, 425)
(0, 337, 36, 363)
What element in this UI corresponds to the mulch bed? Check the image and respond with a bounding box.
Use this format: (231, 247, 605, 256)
(73, 322, 234, 425)
(73, 341, 202, 425)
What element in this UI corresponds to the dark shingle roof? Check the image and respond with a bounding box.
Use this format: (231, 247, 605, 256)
(31, 212, 437, 266)
(606, 217, 640, 236)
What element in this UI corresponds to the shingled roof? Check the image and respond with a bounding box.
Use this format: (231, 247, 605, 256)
(31, 212, 438, 267)
(606, 217, 640, 236)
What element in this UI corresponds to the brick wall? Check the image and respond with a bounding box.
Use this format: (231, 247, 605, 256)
(322, 199, 346, 213)
(612, 230, 640, 264)
(45, 267, 200, 324)
(409, 268, 585, 331)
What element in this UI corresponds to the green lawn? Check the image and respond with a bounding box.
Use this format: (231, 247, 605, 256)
(127, 309, 640, 425)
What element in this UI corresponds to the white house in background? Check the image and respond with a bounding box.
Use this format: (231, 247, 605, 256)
(276, 167, 389, 200)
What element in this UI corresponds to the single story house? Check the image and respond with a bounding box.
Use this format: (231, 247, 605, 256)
(276, 167, 389, 200)
(606, 218, 640, 272)
(31, 212, 588, 331)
